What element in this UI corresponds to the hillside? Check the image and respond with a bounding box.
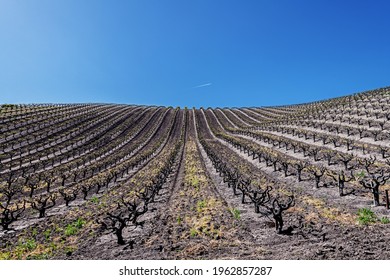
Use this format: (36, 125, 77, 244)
(1, 86, 390, 260)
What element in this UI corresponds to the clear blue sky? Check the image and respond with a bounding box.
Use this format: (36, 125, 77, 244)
(1, 0, 389, 108)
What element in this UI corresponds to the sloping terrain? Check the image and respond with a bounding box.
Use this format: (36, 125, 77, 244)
(1, 87, 390, 259)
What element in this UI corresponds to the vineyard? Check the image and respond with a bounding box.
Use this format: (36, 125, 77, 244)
(1, 87, 390, 260)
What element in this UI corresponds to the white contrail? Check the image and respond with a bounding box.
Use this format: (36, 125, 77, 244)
(192, 82, 212, 89)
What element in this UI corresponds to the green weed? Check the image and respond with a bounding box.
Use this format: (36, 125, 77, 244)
(190, 228, 197, 237)
(22, 239, 37, 251)
(196, 200, 207, 212)
(43, 229, 51, 240)
(355, 171, 366, 179)
(177, 215, 182, 225)
(65, 218, 86, 236)
(229, 208, 241, 220)
(90, 196, 99, 204)
(357, 208, 377, 225)
(0, 252, 11, 260)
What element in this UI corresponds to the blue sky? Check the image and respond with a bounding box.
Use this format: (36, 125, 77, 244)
(1, 0, 389, 108)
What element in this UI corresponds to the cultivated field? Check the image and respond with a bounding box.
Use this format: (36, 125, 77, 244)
(1, 87, 390, 259)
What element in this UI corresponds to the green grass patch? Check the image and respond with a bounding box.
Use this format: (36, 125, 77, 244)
(196, 200, 207, 212)
(229, 208, 241, 220)
(0, 252, 11, 260)
(65, 218, 86, 236)
(43, 229, 52, 240)
(357, 208, 377, 225)
(188, 175, 200, 190)
(21, 238, 37, 251)
(90, 196, 99, 204)
(190, 228, 198, 237)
